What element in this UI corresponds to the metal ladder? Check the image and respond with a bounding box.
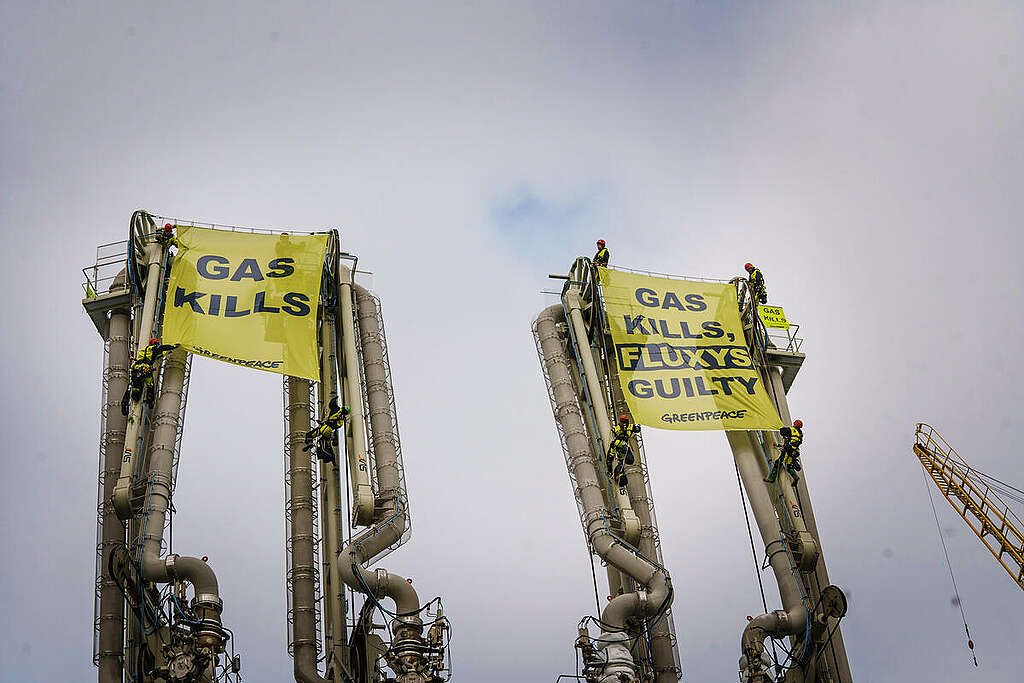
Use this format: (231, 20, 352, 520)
(914, 423, 1024, 591)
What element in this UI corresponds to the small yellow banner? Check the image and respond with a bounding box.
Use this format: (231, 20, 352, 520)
(597, 268, 783, 431)
(161, 226, 328, 381)
(757, 305, 790, 330)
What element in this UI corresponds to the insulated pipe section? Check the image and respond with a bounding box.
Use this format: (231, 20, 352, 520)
(113, 241, 166, 519)
(562, 290, 640, 544)
(287, 376, 330, 683)
(139, 348, 225, 648)
(338, 286, 427, 683)
(354, 285, 401, 499)
(98, 273, 130, 683)
(729, 430, 807, 676)
(537, 306, 672, 683)
(338, 266, 375, 526)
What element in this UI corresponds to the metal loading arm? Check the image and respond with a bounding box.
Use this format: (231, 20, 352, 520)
(535, 304, 675, 683)
(915, 423, 1024, 591)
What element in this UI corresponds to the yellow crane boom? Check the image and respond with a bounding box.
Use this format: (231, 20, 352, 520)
(914, 423, 1024, 592)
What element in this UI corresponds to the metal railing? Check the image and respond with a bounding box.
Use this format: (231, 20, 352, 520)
(736, 278, 805, 355)
(766, 323, 804, 354)
(82, 240, 128, 298)
(150, 213, 334, 236)
(605, 263, 734, 285)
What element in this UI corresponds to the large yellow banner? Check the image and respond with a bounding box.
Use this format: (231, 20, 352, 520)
(162, 226, 328, 381)
(597, 268, 783, 431)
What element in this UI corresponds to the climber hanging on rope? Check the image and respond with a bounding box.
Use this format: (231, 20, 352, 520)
(606, 413, 640, 487)
(303, 397, 350, 464)
(120, 337, 179, 415)
(765, 419, 803, 486)
(744, 262, 767, 305)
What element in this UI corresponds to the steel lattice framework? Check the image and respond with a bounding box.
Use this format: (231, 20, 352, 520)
(915, 423, 1024, 591)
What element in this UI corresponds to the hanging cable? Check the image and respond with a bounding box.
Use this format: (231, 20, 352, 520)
(589, 551, 602, 617)
(922, 467, 978, 667)
(736, 464, 770, 615)
(735, 462, 779, 667)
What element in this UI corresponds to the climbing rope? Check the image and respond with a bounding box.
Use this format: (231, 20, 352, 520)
(921, 466, 978, 667)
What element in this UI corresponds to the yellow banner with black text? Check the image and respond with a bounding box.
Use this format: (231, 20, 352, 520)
(597, 268, 783, 431)
(161, 226, 328, 381)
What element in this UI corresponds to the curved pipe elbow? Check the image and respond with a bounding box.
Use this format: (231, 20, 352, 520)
(592, 525, 672, 631)
(294, 661, 330, 683)
(741, 604, 807, 661)
(601, 575, 671, 631)
(338, 499, 418, 619)
(337, 546, 421, 619)
(172, 555, 220, 604)
(145, 554, 223, 619)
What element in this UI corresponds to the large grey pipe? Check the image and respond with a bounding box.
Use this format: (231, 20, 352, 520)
(619, 438, 677, 682)
(97, 274, 130, 683)
(286, 376, 330, 683)
(139, 348, 225, 643)
(536, 305, 672, 681)
(337, 267, 375, 525)
(729, 430, 808, 670)
(765, 366, 853, 682)
(337, 285, 424, 682)
(113, 241, 167, 519)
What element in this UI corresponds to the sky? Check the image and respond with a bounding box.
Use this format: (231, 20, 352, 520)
(2, 1, 1024, 681)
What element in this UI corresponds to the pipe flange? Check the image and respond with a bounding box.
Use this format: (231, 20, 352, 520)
(193, 593, 223, 612)
(165, 554, 180, 579)
(637, 589, 649, 614)
(392, 614, 424, 630)
(375, 568, 389, 596)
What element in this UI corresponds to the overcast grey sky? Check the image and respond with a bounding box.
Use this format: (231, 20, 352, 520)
(2, 1, 1023, 681)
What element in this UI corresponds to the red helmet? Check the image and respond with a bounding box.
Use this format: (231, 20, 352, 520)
(163, 223, 174, 232)
(597, 239, 606, 247)
(744, 262, 754, 271)
(793, 419, 803, 429)
(149, 337, 160, 345)
(619, 414, 629, 423)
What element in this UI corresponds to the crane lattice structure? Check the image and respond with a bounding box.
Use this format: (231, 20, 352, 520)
(914, 423, 1024, 592)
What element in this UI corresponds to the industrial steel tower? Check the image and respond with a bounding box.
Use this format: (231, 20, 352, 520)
(84, 211, 451, 683)
(534, 257, 853, 683)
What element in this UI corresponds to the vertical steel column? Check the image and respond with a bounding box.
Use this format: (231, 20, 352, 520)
(729, 430, 808, 673)
(97, 280, 130, 683)
(318, 323, 348, 679)
(288, 376, 331, 683)
(113, 242, 166, 519)
(766, 366, 853, 682)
